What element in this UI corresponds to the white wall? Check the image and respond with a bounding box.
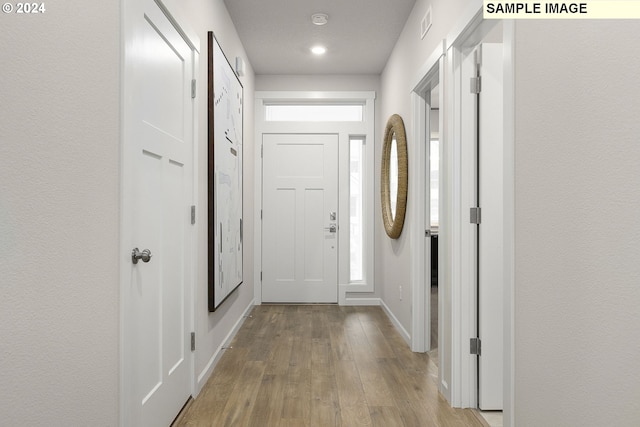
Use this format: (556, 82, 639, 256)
(181, 0, 256, 392)
(514, 20, 640, 426)
(378, 0, 468, 352)
(0, 2, 121, 424)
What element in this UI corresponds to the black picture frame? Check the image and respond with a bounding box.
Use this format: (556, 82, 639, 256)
(208, 32, 244, 312)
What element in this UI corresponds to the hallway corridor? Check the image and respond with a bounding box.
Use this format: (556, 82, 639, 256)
(175, 305, 485, 426)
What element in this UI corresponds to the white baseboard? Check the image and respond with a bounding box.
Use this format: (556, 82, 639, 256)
(379, 299, 411, 347)
(195, 300, 255, 393)
(340, 297, 381, 306)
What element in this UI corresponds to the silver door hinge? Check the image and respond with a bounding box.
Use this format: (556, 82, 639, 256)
(260, 209, 263, 220)
(470, 207, 481, 225)
(191, 332, 196, 351)
(260, 271, 262, 281)
(191, 205, 196, 225)
(425, 229, 431, 237)
(470, 76, 481, 94)
(191, 79, 197, 99)
(470, 337, 481, 355)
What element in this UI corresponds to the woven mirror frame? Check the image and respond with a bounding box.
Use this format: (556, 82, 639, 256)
(381, 114, 408, 239)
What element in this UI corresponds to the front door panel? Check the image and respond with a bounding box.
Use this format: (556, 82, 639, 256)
(262, 134, 339, 303)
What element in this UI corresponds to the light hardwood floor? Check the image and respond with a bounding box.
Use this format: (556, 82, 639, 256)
(174, 305, 486, 427)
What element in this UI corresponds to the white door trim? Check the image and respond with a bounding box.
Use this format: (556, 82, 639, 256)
(410, 42, 445, 355)
(441, 5, 515, 421)
(254, 91, 376, 305)
(120, 0, 199, 425)
(477, 42, 505, 410)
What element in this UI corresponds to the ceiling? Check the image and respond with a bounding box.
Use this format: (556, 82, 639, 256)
(224, 0, 417, 75)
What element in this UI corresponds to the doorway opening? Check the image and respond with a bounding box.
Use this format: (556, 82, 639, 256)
(409, 53, 448, 424)
(410, 8, 515, 425)
(447, 16, 512, 426)
(427, 83, 440, 366)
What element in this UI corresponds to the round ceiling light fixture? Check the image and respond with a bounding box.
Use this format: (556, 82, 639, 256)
(311, 13, 329, 26)
(311, 45, 327, 55)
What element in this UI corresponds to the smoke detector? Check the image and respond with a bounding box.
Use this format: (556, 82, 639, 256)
(311, 13, 329, 26)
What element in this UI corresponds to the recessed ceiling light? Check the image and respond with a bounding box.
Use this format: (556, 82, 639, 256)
(311, 45, 327, 55)
(311, 13, 329, 26)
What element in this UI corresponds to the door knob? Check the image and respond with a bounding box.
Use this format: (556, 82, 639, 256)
(132, 248, 152, 264)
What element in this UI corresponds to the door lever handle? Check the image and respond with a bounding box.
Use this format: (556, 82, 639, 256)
(324, 224, 337, 233)
(132, 248, 152, 264)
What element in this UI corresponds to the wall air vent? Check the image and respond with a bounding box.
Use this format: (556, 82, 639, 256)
(421, 6, 433, 40)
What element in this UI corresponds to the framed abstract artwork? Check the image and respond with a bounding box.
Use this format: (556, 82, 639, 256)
(208, 32, 243, 311)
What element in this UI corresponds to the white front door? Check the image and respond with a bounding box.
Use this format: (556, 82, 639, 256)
(122, 0, 194, 425)
(262, 134, 339, 303)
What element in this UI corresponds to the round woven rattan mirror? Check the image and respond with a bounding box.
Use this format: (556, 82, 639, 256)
(381, 114, 408, 239)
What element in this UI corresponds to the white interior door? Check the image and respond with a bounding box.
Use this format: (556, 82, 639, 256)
(477, 43, 505, 411)
(123, 0, 194, 425)
(262, 134, 339, 303)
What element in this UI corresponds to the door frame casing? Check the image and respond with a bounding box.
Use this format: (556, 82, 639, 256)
(447, 15, 514, 411)
(476, 42, 505, 411)
(410, 43, 445, 356)
(120, 0, 200, 425)
(410, 2, 515, 423)
(444, 8, 515, 424)
(254, 91, 376, 305)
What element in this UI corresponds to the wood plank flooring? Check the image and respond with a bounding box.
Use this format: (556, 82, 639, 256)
(174, 305, 486, 427)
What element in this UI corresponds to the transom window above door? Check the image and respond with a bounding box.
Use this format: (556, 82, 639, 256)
(264, 104, 364, 122)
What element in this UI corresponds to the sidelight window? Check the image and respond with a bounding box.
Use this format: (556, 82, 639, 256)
(350, 137, 365, 282)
